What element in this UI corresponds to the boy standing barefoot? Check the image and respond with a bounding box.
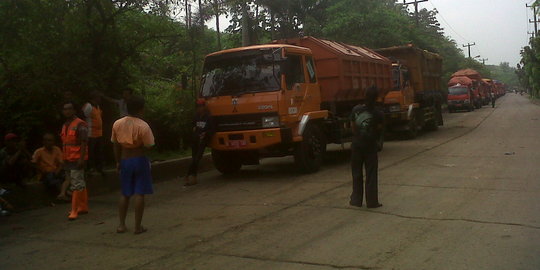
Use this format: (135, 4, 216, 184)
(111, 96, 155, 235)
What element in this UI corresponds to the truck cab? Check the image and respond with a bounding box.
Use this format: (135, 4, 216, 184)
(200, 44, 328, 174)
(447, 84, 474, 112)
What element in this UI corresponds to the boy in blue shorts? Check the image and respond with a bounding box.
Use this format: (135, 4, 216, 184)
(111, 96, 155, 234)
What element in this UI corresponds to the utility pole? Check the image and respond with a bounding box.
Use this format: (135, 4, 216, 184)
(462, 42, 476, 58)
(480, 58, 488, 65)
(403, 0, 428, 26)
(528, 31, 535, 39)
(527, 3, 538, 37)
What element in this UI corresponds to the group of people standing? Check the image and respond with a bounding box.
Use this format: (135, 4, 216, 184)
(59, 92, 154, 234)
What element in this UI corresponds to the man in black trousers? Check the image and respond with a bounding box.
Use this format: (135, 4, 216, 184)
(349, 86, 384, 208)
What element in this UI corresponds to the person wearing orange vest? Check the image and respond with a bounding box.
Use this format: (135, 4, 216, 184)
(61, 101, 89, 221)
(82, 91, 104, 175)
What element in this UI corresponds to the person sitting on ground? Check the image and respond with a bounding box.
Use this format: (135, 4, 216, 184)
(183, 100, 214, 186)
(0, 188, 13, 216)
(0, 133, 32, 188)
(111, 96, 155, 235)
(32, 133, 65, 201)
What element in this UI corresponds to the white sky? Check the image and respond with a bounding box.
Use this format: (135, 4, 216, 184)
(206, 0, 533, 67)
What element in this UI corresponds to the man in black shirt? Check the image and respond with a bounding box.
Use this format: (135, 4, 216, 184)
(184, 100, 214, 186)
(349, 86, 384, 208)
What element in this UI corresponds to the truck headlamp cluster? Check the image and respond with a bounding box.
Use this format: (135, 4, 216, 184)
(464, 99, 470, 104)
(389, 104, 401, 112)
(262, 116, 280, 128)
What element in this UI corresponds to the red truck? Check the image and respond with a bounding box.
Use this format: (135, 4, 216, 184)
(448, 69, 485, 112)
(447, 76, 475, 112)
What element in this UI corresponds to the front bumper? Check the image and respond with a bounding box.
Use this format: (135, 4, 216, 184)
(210, 127, 293, 151)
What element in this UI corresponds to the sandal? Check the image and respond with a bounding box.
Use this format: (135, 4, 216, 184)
(116, 227, 128, 234)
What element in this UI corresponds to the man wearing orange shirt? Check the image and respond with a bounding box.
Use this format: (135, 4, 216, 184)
(111, 96, 155, 235)
(82, 91, 104, 175)
(32, 133, 64, 198)
(61, 101, 89, 220)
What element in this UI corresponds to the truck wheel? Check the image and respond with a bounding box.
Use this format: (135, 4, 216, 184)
(212, 150, 242, 175)
(467, 105, 472, 112)
(405, 114, 418, 139)
(294, 123, 325, 173)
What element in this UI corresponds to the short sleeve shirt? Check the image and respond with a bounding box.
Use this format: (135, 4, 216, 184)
(111, 116, 155, 148)
(32, 146, 63, 173)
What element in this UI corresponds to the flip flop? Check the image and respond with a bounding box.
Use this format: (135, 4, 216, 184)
(134, 227, 147, 235)
(116, 227, 127, 234)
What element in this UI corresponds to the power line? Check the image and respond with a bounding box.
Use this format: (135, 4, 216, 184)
(429, 1, 470, 43)
(429, 1, 485, 59)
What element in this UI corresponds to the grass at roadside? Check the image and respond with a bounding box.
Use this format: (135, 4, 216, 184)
(146, 149, 191, 162)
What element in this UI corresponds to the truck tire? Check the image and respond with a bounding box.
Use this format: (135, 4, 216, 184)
(212, 150, 242, 175)
(405, 113, 418, 139)
(294, 123, 326, 173)
(436, 105, 444, 126)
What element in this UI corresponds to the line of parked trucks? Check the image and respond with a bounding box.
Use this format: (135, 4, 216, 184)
(447, 69, 506, 112)
(197, 36, 506, 174)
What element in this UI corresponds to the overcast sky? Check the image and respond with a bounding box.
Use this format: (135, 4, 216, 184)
(207, 0, 533, 67)
(428, 0, 532, 67)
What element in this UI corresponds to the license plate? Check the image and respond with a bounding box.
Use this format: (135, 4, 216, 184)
(228, 140, 247, 148)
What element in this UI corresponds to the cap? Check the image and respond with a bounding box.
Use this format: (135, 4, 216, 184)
(4, 133, 18, 141)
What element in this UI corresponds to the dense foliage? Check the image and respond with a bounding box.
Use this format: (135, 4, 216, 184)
(517, 36, 540, 97)
(0, 0, 518, 154)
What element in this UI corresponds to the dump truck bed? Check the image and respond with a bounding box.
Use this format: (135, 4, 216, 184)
(374, 45, 442, 93)
(278, 36, 392, 108)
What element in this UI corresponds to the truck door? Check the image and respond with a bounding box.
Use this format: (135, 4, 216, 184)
(281, 54, 307, 126)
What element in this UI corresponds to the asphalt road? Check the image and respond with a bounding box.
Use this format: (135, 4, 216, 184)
(1, 94, 539, 270)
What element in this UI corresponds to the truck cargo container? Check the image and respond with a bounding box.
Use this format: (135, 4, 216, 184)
(199, 36, 391, 174)
(374, 45, 444, 138)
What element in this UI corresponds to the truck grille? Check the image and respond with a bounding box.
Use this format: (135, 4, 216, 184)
(214, 112, 278, 132)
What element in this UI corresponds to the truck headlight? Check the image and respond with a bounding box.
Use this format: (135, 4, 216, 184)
(464, 99, 470, 103)
(389, 105, 401, 112)
(262, 116, 280, 128)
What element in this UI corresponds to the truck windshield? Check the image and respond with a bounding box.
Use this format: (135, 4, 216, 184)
(200, 49, 282, 97)
(448, 87, 468, 95)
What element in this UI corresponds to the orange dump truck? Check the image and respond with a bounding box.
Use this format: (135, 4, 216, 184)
(374, 45, 444, 138)
(199, 36, 391, 174)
